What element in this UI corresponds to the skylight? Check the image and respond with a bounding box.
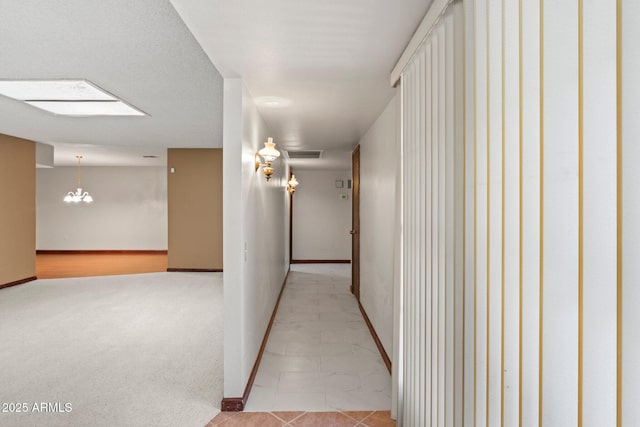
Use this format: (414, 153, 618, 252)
(0, 79, 147, 117)
(26, 101, 145, 117)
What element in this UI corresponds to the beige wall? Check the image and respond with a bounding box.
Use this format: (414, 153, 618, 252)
(0, 134, 35, 285)
(167, 148, 222, 270)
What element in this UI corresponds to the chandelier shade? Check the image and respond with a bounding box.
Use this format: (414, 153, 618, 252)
(64, 188, 93, 203)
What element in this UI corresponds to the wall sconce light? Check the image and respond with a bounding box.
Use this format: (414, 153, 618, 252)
(256, 137, 281, 181)
(287, 174, 299, 194)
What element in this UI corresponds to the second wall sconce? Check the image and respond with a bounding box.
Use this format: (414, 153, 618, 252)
(287, 174, 298, 194)
(256, 137, 281, 181)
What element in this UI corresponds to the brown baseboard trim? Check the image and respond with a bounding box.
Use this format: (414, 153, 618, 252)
(220, 398, 244, 412)
(290, 259, 351, 264)
(0, 276, 37, 290)
(167, 268, 222, 273)
(37, 250, 168, 255)
(221, 267, 291, 412)
(358, 300, 392, 374)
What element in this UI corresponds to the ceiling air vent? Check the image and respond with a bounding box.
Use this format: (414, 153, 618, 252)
(285, 150, 323, 159)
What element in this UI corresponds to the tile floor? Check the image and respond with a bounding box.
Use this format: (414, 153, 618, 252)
(244, 264, 392, 412)
(205, 410, 396, 427)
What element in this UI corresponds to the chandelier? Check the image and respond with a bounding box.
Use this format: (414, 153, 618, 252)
(64, 155, 93, 203)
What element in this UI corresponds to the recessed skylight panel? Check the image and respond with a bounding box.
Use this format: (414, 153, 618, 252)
(0, 80, 116, 101)
(25, 100, 146, 117)
(0, 79, 146, 116)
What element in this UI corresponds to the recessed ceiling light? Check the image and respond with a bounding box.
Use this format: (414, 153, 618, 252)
(0, 79, 147, 117)
(25, 100, 146, 116)
(254, 96, 292, 108)
(0, 79, 116, 101)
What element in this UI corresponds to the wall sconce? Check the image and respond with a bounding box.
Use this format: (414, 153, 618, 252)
(256, 137, 281, 181)
(287, 174, 299, 194)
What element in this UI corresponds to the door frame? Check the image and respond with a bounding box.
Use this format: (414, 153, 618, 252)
(351, 145, 360, 300)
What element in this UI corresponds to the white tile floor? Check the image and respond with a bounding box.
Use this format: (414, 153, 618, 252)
(244, 264, 392, 412)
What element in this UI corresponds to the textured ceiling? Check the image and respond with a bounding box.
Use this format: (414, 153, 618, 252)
(0, 0, 224, 164)
(170, 0, 432, 168)
(51, 143, 166, 167)
(0, 0, 431, 168)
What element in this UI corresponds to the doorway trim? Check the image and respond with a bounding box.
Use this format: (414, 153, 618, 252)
(351, 145, 361, 300)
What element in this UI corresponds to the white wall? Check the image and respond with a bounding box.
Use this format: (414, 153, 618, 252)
(223, 79, 289, 398)
(358, 94, 397, 357)
(292, 170, 351, 260)
(36, 166, 167, 250)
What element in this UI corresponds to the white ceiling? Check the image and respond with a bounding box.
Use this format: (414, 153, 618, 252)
(169, 0, 432, 167)
(1, 0, 431, 168)
(0, 0, 223, 166)
(51, 143, 166, 167)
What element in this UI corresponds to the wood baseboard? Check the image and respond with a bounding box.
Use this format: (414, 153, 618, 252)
(220, 398, 244, 412)
(221, 267, 291, 412)
(0, 276, 37, 290)
(358, 300, 392, 374)
(166, 268, 222, 273)
(37, 250, 168, 255)
(290, 259, 351, 264)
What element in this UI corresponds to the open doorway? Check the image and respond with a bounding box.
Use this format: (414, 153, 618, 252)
(35, 152, 169, 279)
(289, 169, 352, 264)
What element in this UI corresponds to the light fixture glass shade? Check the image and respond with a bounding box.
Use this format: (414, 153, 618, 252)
(64, 188, 93, 203)
(258, 137, 281, 162)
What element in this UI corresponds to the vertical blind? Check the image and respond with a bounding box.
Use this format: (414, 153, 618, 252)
(401, 3, 464, 426)
(399, 0, 637, 425)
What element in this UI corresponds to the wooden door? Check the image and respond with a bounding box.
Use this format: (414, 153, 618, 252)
(351, 145, 360, 300)
(289, 171, 294, 263)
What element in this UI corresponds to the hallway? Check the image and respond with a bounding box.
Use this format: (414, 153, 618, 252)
(247, 264, 390, 412)
(206, 264, 393, 425)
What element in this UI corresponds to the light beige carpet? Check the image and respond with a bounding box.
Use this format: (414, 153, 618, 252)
(0, 272, 223, 427)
